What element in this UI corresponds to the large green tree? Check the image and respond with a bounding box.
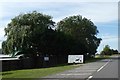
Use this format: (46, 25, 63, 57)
(2, 11, 55, 56)
(57, 15, 101, 56)
(2, 12, 101, 60)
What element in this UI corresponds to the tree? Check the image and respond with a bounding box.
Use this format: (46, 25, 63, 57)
(111, 49, 119, 54)
(2, 11, 55, 56)
(101, 45, 119, 55)
(2, 12, 101, 61)
(103, 45, 110, 51)
(101, 45, 112, 55)
(57, 15, 101, 56)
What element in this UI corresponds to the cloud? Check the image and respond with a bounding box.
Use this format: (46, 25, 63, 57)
(62, 2, 118, 23)
(0, 27, 6, 49)
(0, 27, 5, 39)
(1, 2, 118, 23)
(97, 34, 118, 53)
(0, 0, 119, 2)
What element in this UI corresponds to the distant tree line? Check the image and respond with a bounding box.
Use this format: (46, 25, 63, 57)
(2, 11, 101, 59)
(100, 45, 119, 55)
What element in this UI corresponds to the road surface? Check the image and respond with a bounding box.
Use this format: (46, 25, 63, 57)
(41, 55, 119, 80)
(90, 55, 119, 80)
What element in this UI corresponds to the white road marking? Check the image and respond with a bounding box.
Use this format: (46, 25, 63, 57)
(58, 73, 91, 76)
(86, 76, 93, 80)
(76, 68, 97, 69)
(68, 70, 96, 72)
(97, 65, 104, 72)
(97, 59, 111, 72)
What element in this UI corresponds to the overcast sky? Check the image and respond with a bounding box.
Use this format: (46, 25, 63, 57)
(0, 0, 119, 53)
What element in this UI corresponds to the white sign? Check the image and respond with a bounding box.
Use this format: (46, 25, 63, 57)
(68, 55, 84, 63)
(44, 57, 49, 61)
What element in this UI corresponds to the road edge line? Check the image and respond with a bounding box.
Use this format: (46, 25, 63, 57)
(86, 76, 93, 80)
(97, 59, 111, 72)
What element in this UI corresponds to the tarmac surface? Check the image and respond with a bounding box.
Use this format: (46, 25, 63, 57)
(41, 55, 119, 80)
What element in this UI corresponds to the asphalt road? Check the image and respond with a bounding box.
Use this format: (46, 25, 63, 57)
(41, 55, 119, 80)
(90, 55, 119, 80)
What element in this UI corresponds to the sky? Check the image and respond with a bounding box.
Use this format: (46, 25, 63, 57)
(0, 0, 119, 53)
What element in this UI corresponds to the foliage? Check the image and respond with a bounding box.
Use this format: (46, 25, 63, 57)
(110, 49, 119, 54)
(57, 15, 101, 56)
(2, 11, 55, 55)
(100, 45, 118, 55)
(103, 45, 110, 52)
(2, 12, 101, 59)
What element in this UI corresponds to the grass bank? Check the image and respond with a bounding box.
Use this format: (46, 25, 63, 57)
(1, 64, 79, 79)
(85, 55, 110, 63)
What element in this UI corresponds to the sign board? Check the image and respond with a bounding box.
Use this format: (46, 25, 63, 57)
(68, 55, 84, 63)
(44, 57, 49, 61)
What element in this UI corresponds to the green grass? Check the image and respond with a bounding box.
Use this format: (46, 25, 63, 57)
(1, 64, 79, 79)
(85, 55, 110, 63)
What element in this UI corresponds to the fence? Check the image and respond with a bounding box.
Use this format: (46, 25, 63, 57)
(2, 55, 68, 71)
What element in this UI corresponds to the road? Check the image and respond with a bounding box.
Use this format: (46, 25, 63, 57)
(90, 55, 119, 80)
(41, 55, 119, 80)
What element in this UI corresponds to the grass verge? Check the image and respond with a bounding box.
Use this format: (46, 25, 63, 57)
(85, 55, 110, 63)
(1, 64, 79, 79)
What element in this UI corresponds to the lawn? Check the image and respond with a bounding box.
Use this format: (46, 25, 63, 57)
(85, 55, 110, 63)
(1, 64, 79, 80)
